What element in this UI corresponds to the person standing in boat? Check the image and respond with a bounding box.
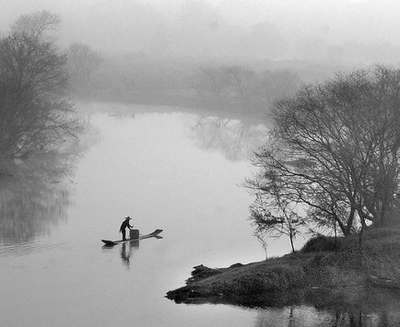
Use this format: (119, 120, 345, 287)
(119, 216, 133, 241)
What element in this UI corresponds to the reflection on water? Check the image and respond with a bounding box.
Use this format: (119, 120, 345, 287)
(254, 304, 400, 327)
(0, 172, 70, 243)
(191, 116, 267, 161)
(103, 235, 164, 270)
(0, 132, 95, 246)
(120, 241, 139, 269)
(1, 106, 400, 327)
(109, 112, 136, 119)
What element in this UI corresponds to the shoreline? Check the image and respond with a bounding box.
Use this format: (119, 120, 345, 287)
(166, 226, 400, 308)
(72, 92, 270, 124)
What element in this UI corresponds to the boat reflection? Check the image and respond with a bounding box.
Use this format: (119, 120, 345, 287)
(190, 115, 267, 161)
(102, 234, 162, 269)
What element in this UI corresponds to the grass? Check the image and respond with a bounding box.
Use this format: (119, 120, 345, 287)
(0, 156, 15, 178)
(167, 224, 400, 307)
(360, 226, 400, 279)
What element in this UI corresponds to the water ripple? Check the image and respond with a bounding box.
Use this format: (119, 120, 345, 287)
(0, 239, 66, 257)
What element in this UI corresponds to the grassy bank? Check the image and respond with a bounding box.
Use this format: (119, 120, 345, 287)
(166, 225, 400, 307)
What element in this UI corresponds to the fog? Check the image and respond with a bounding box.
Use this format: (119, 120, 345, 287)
(3, 2, 400, 325)
(2, 0, 400, 63)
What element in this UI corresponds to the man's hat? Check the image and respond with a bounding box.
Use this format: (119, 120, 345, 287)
(125, 216, 131, 220)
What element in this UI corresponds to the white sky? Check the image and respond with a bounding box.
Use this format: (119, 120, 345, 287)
(1, 0, 400, 59)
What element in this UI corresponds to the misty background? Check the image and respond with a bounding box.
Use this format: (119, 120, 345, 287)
(2, 0, 400, 63)
(2, 2, 400, 326)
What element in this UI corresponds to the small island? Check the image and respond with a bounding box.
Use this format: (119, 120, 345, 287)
(167, 225, 400, 309)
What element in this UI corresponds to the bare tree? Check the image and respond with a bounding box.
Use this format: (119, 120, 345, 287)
(190, 66, 229, 105)
(10, 10, 61, 40)
(0, 32, 82, 159)
(246, 66, 400, 238)
(222, 65, 261, 106)
(249, 185, 305, 253)
(66, 42, 103, 88)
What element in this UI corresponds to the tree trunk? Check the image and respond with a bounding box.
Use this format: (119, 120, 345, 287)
(344, 207, 356, 236)
(289, 229, 295, 253)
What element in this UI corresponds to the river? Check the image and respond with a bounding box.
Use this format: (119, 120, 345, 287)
(0, 102, 399, 326)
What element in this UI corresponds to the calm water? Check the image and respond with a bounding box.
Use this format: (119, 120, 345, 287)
(0, 102, 399, 326)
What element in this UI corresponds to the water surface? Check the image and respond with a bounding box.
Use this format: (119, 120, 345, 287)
(0, 103, 398, 326)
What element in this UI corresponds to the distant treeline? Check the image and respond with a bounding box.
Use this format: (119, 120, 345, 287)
(189, 65, 302, 114)
(71, 52, 353, 119)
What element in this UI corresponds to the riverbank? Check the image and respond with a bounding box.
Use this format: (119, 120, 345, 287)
(166, 225, 400, 308)
(72, 91, 270, 123)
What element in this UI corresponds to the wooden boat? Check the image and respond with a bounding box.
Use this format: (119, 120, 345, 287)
(101, 229, 163, 246)
(368, 275, 400, 290)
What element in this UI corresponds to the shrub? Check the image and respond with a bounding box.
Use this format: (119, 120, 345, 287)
(301, 235, 340, 253)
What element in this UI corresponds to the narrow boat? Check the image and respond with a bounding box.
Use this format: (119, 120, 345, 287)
(368, 275, 400, 290)
(101, 229, 163, 246)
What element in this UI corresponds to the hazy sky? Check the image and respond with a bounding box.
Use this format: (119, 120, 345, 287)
(2, 0, 400, 61)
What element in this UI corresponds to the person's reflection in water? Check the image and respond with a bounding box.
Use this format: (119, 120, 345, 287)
(120, 240, 139, 269)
